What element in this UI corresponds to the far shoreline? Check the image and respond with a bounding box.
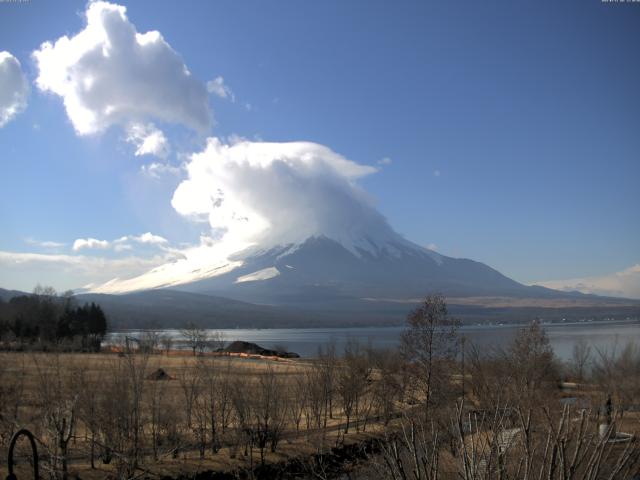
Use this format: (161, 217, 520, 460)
(109, 316, 640, 334)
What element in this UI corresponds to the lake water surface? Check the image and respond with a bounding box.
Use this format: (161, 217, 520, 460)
(111, 319, 640, 361)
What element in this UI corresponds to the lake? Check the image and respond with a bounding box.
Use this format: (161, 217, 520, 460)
(110, 319, 640, 361)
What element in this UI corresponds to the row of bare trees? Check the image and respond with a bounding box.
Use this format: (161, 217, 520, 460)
(0, 294, 638, 479)
(370, 295, 640, 480)
(0, 340, 409, 479)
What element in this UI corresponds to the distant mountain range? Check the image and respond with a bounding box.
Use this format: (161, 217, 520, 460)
(2, 234, 639, 329)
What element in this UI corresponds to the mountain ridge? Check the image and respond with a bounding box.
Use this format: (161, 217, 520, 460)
(172, 235, 580, 304)
(4, 233, 639, 329)
(2, 286, 638, 330)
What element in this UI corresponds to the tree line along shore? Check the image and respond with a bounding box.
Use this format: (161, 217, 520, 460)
(0, 286, 107, 351)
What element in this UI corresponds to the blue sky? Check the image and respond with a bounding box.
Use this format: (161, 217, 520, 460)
(0, 0, 639, 296)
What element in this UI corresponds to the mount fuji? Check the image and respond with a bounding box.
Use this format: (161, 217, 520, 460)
(81, 138, 639, 327)
(89, 224, 573, 309)
(77, 229, 640, 329)
(172, 234, 551, 304)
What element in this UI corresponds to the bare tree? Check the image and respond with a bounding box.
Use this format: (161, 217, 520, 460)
(216, 358, 234, 435)
(401, 294, 459, 412)
(124, 351, 149, 472)
(197, 356, 225, 454)
(96, 352, 149, 477)
(453, 401, 640, 480)
(76, 366, 100, 469)
(371, 349, 403, 425)
(230, 375, 255, 466)
(159, 334, 173, 354)
(289, 368, 309, 434)
(336, 339, 371, 434)
(254, 365, 287, 463)
(507, 321, 559, 405)
(466, 342, 511, 409)
(146, 369, 175, 461)
(317, 343, 337, 424)
(180, 322, 209, 355)
(0, 354, 25, 456)
(304, 366, 326, 431)
(592, 340, 640, 415)
(192, 378, 208, 459)
(34, 354, 79, 480)
(378, 411, 442, 480)
(177, 360, 201, 430)
(568, 338, 592, 382)
(139, 330, 160, 353)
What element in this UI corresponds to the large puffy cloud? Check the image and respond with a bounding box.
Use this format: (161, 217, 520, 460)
(32, 1, 210, 140)
(0, 51, 29, 127)
(171, 137, 393, 250)
(87, 139, 405, 293)
(535, 264, 640, 299)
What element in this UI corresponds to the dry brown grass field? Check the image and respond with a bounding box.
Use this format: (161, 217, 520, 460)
(0, 349, 402, 479)
(1, 315, 639, 479)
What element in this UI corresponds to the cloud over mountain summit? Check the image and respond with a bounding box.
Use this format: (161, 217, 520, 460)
(172, 137, 395, 251)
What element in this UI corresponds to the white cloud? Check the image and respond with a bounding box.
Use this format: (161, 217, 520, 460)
(25, 238, 66, 249)
(72, 232, 169, 252)
(1, 230, 179, 291)
(126, 122, 170, 158)
(33, 1, 210, 137)
(0, 250, 176, 292)
(206, 76, 235, 101)
(535, 264, 640, 299)
(0, 51, 29, 127)
(113, 243, 133, 252)
(426, 243, 438, 251)
(378, 157, 392, 165)
(113, 232, 168, 245)
(73, 237, 110, 251)
(171, 137, 385, 248)
(140, 161, 183, 178)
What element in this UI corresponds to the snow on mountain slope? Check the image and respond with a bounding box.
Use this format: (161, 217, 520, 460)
(89, 230, 443, 295)
(171, 234, 540, 304)
(236, 266, 280, 283)
(89, 239, 248, 294)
